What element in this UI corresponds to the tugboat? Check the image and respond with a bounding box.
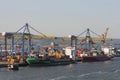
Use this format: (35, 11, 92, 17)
(7, 55, 19, 71)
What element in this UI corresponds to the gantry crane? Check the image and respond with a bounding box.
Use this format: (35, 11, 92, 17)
(1, 23, 54, 57)
(0, 25, 112, 56)
(70, 28, 112, 51)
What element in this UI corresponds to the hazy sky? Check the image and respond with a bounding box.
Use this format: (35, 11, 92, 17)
(0, 0, 120, 38)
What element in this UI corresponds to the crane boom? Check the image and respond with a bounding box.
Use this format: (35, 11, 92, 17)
(103, 28, 109, 41)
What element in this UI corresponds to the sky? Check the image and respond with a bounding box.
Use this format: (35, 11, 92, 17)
(0, 0, 120, 38)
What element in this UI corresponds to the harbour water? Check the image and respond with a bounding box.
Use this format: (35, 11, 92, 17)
(0, 57, 120, 80)
(0, 38, 120, 80)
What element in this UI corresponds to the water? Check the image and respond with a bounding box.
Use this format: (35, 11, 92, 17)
(0, 57, 120, 80)
(0, 38, 120, 80)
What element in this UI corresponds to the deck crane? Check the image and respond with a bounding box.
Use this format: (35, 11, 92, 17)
(102, 28, 109, 43)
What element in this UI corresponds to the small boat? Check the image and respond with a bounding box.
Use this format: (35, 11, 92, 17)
(113, 49, 120, 57)
(8, 64, 19, 71)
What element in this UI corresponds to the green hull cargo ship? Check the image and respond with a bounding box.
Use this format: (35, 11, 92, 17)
(26, 57, 75, 66)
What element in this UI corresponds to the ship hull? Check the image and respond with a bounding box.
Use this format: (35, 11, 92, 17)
(81, 56, 111, 62)
(26, 57, 75, 66)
